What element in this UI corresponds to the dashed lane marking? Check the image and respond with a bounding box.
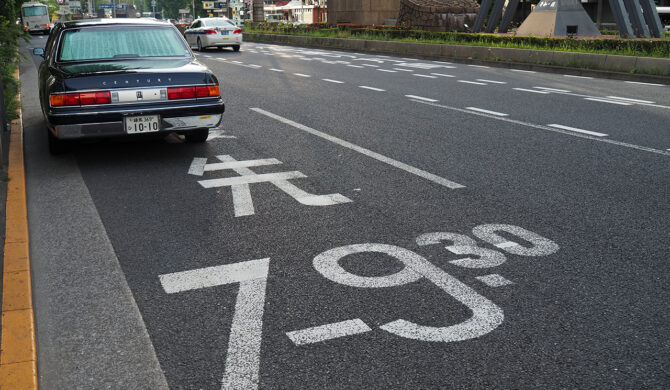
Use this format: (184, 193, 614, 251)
(250, 108, 466, 189)
(511, 69, 536, 73)
(584, 97, 632, 105)
(393, 68, 414, 72)
(377, 69, 397, 73)
(624, 81, 665, 87)
(468, 65, 490, 68)
(606, 96, 655, 104)
(547, 124, 608, 137)
(563, 75, 593, 79)
(458, 80, 487, 85)
(405, 95, 438, 102)
(269, 68, 284, 72)
(431, 73, 456, 78)
(534, 87, 570, 93)
(412, 99, 670, 157)
(513, 87, 549, 94)
(322, 79, 344, 83)
(359, 86, 386, 92)
(293, 73, 311, 78)
(477, 79, 506, 84)
(465, 107, 508, 116)
(347, 65, 364, 68)
(362, 64, 379, 67)
(413, 74, 437, 79)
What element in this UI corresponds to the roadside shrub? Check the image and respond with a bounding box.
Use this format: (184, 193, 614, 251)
(0, 18, 24, 121)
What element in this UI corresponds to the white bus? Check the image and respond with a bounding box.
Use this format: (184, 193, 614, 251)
(21, 2, 50, 35)
(658, 7, 670, 33)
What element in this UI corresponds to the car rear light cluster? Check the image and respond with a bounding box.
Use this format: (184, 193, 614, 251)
(167, 85, 220, 100)
(50, 91, 111, 107)
(204, 29, 217, 34)
(233, 29, 242, 34)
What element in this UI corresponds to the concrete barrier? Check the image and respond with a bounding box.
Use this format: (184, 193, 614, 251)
(244, 33, 670, 80)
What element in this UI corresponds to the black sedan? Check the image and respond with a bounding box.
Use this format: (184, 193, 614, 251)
(34, 18, 225, 154)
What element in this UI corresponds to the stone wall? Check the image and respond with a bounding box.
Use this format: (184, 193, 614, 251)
(397, 0, 478, 31)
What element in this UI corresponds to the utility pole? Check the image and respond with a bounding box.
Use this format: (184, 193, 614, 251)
(192, 0, 196, 19)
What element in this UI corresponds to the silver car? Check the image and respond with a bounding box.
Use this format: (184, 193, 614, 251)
(184, 17, 243, 52)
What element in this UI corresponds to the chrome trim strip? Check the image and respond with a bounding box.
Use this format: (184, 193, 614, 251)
(49, 101, 223, 116)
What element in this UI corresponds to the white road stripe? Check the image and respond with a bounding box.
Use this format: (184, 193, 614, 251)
(362, 64, 379, 67)
(584, 97, 632, 105)
(411, 99, 670, 156)
(246, 64, 262, 69)
(564, 75, 593, 79)
(511, 69, 536, 73)
(377, 69, 397, 73)
(624, 81, 665, 87)
(269, 68, 284, 72)
(468, 64, 490, 68)
(513, 88, 549, 94)
(359, 86, 386, 91)
(347, 65, 364, 68)
(606, 96, 655, 104)
(477, 79, 506, 84)
(458, 80, 487, 85)
(431, 73, 456, 78)
(287, 319, 372, 345)
(465, 107, 509, 116)
(293, 73, 311, 77)
(393, 68, 414, 72)
(534, 87, 570, 92)
(548, 124, 608, 137)
(475, 274, 514, 287)
(413, 74, 438, 79)
(250, 108, 466, 189)
(405, 95, 438, 102)
(231, 60, 242, 64)
(322, 78, 344, 83)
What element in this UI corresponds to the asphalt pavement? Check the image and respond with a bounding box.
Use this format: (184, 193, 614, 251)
(20, 35, 670, 389)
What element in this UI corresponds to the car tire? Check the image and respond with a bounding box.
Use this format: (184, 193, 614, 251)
(197, 38, 204, 52)
(47, 129, 68, 155)
(185, 128, 209, 143)
(232, 45, 240, 52)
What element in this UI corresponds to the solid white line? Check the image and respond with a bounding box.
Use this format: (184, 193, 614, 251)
(413, 74, 437, 79)
(584, 97, 632, 105)
(269, 68, 284, 72)
(606, 96, 655, 104)
(322, 78, 344, 83)
(511, 69, 536, 73)
(393, 68, 414, 72)
(459, 80, 487, 85)
(411, 99, 670, 156)
(250, 108, 466, 189)
(624, 81, 665, 87)
(359, 86, 386, 92)
(477, 79, 506, 84)
(564, 75, 593, 79)
(431, 73, 456, 78)
(405, 95, 438, 102)
(468, 64, 490, 68)
(377, 69, 397, 73)
(548, 124, 608, 137)
(287, 319, 372, 345)
(465, 107, 509, 116)
(513, 88, 549, 94)
(347, 65, 364, 68)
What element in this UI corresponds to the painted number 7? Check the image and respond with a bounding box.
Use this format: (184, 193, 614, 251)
(159, 258, 270, 390)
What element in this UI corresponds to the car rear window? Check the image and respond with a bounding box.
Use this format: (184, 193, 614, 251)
(204, 19, 236, 27)
(58, 26, 190, 62)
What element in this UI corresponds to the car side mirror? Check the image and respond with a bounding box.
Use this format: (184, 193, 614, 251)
(33, 48, 45, 57)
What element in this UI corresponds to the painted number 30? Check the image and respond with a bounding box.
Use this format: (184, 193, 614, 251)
(159, 224, 558, 389)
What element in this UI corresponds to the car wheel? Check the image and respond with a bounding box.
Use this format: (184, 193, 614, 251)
(185, 128, 209, 143)
(232, 45, 240, 52)
(197, 38, 204, 52)
(47, 129, 68, 155)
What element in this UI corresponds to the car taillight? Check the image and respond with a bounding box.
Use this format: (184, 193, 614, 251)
(50, 91, 111, 107)
(233, 29, 242, 34)
(168, 85, 219, 100)
(204, 29, 217, 34)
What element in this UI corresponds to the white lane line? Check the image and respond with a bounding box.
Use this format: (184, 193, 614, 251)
(606, 96, 656, 104)
(347, 64, 364, 68)
(269, 68, 284, 72)
(231, 60, 243, 64)
(548, 124, 608, 137)
(362, 64, 379, 67)
(458, 80, 487, 85)
(625, 81, 665, 87)
(203, 55, 212, 58)
(476, 274, 514, 287)
(584, 97, 632, 105)
(431, 73, 456, 78)
(293, 73, 311, 77)
(468, 64, 490, 68)
(287, 319, 372, 345)
(511, 69, 536, 73)
(264, 53, 275, 56)
(410, 99, 670, 157)
(250, 108, 466, 189)
(433, 60, 453, 65)
(477, 79, 507, 84)
(534, 87, 571, 93)
(323, 78, 344, 83)
(402, 57, 416, 61)
(377, 69, 398, 73)
(393, 68, 414, 72)
(246, 64, 262, 69)
(359, 86, 386, 92)
(513, 87, 549, 94)
(216, 58, 226, 61)
(413, 74, 438, 79)
(405, 95, 438, 102)
(465, 107, 509, 116)
(564, 75, 593, 79)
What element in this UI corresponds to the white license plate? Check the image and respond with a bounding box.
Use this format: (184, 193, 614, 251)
(124, 115, 160, 134)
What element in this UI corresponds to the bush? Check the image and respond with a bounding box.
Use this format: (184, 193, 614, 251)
(0, 18, 24, 122)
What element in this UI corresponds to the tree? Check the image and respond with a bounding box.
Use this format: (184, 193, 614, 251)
(156, 0, 191, 19)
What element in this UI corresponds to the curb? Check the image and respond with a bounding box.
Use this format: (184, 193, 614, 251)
(245, 33, 670, 84)
(0, 70, 37, 390)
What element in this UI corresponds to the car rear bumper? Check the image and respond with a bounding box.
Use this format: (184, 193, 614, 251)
(204, 35, 242, 47)
(47, 99, 225, 139)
